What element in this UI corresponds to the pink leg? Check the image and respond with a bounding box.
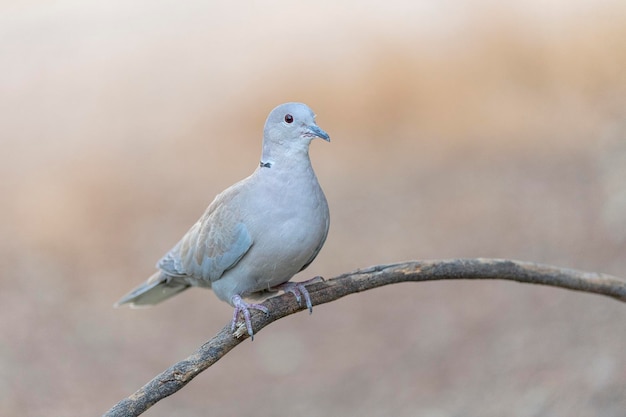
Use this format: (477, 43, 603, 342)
(231, 294, 269, 340)
(273, 276, 324, 314)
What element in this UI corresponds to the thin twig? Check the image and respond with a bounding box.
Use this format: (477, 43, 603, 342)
(104, 258, 626, 417)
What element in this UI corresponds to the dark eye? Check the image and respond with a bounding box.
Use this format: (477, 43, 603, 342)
(284, 114, 293, 123)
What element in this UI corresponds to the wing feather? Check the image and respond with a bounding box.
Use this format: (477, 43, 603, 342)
(157, 186, 253, 282)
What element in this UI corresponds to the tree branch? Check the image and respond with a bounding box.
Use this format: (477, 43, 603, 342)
(104, 258, 626, 417)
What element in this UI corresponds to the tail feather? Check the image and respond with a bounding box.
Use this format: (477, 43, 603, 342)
(114, 272, 189, 308)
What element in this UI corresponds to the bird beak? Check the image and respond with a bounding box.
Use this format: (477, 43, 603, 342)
(307, 125, 330, 142)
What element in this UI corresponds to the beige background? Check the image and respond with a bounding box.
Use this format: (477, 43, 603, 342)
(1, 1, 626, 415)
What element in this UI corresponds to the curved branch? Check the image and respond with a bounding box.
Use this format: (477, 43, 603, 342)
(104, 258, 626, 417)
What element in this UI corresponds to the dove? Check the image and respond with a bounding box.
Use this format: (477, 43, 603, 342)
(115, 102, 330, 339)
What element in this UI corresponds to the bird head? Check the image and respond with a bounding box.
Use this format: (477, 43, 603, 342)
(260, 103, 329, 167)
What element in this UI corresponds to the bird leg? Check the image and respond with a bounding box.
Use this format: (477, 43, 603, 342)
(273, 276, 324, 314)
(231, 294, 269, 340)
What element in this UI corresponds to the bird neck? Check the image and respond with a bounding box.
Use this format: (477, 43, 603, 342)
(260, 141, 312, 172)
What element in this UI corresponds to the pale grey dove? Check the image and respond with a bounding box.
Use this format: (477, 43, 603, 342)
(115, 102, 330, 339)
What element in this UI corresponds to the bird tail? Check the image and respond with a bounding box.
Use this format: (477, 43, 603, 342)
(114, 271, 189, 308)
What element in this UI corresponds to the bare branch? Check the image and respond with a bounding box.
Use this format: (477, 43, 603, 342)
(104, 258, 626, 417)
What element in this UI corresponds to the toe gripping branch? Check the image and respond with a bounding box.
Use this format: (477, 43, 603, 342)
(230, 277, 324, 340)
(275, 276, 324, 314)
(230, 295, 269, 340)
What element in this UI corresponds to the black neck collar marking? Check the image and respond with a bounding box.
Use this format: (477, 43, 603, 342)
(260, 161, 272, 168)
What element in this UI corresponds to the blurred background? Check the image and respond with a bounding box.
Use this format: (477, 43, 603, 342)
(1, 0, 626, 416)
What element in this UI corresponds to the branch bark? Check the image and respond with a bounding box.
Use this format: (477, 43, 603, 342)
(104, 258, 626, 417)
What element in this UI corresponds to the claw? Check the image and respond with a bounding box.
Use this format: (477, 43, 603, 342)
(274, 276, 323, 314)
(231, 295, 269, 340)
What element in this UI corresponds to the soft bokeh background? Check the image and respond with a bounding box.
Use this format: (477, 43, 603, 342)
(2, 0, 626, 416)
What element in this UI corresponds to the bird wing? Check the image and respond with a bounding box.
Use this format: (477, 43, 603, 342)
(157, 186, 253, 282)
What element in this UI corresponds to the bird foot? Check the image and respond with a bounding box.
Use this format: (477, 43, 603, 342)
(273, 276, 324, 314)
(231, 294, 269, 340)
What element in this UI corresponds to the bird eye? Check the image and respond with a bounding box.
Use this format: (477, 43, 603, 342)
(284, 114, 293, 123)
